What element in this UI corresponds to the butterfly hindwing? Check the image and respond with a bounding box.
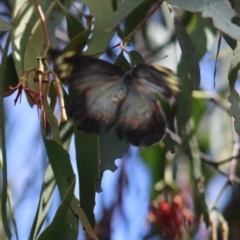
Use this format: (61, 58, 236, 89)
(116, 75, 166, 146)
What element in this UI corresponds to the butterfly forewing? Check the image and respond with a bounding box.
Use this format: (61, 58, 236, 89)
(55, 52, 179, 146)
(56, 52, 126, 133)
(132, 64, 179, 98)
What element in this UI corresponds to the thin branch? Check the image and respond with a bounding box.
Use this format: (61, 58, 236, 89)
(166, 128, 240, 184)
(35, 0, 51, 48)
(210, 180, 229, 211)
(89, 0, 164, 57)
(229, 118, 240, 183)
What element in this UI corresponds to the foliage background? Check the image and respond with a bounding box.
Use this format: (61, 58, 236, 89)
(1, 0, 240, 239)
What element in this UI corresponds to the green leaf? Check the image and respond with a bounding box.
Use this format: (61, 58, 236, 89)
(74, 131, 99, 228)
(37, 177, 76, 240)
(186, 119, 210, 226)
(65, 12, 85, 39)
(42, 136, 79, 238)
(70, 196, 99, 240)
(115, 51, 131, 71)
(23, 2, 63, 93)
(12, 1, 39, 77)
(3, 54, 18, 94)
(228, 42, 240, 136)
(29, 164, 56, 240)
(0, 18, 12, 31)
(42, 137, 75, 199)
(0, 32, 13, 239)
(229, 89, 240, 135)
(81, 0, 115, 54)
(141, 145, 167, 198)
(124, 0, 156, 37)
(167, 0, 240, 41)
(174, 18, 200, 90)
(64, 29, 91, 52)
(46, 1, 71, 48)
(128, 50, 145, 65)
(98, 128, 129, 191)
(228, 42, 240, 89)
(105, 0, 145, 32)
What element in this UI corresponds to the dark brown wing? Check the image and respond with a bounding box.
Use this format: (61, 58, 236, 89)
(116, 64, 179, 147)
(55, 52, 126, 134)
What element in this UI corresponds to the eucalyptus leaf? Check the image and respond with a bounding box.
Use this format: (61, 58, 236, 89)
(167, 0, 240, 41)
(0, 18, 12, 31)
(81, 0, 115, 54)
(74, 131, 99, 228)
(37, 177, 77, 240)
(0, 32, 13, 240)
(105, 0, 145, 32)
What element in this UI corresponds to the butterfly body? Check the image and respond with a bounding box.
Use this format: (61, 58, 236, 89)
(56, 52, 179, 146)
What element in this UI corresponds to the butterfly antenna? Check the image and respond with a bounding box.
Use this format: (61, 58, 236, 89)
(147, 55, 169, 64)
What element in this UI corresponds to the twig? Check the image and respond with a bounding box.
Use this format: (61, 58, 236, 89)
(166, 128, 240, 184)
(210, 180, 229, 211)
(229, 119, 240, 183)
(35, 0, 51, 48)
(89, 0, 164, 57)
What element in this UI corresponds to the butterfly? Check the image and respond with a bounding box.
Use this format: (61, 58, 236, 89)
(55, 51, 179, 147)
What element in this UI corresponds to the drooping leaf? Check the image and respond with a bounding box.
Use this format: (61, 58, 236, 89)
(81, 0, 115, 54)
(63, 29, 91, 52)
(98, 128, 129, 191)
(128, 50, 145, 65)
(228, 41, 240, 89)
(37, 177, 76, 240)
(229, 90, 240, 135)
(12, 1, 39, 77)
(228, 44, 240, 136)
(167, 0, 240, 41)
(186, 119, 210, 226)
(70, 196, 99, 240)
(222, 17, 239, 50)
(0, 32, 13, 239)
(124, 0, 157, 37)
(3, 54, 18, 94)
(0, 18, 12, 31)
(174, 18, 200, 90)
(29, 164, 56, 240)
(74, 131, 99, 228)
(141, 145, 167, 198)
(42, 137, 79, 238)
(105, 0, 146, 32)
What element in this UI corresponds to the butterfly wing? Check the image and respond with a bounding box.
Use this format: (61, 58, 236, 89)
(116, 64, 179, 146)
(56, 52, 126, 134)
(132, 64, 179, 98)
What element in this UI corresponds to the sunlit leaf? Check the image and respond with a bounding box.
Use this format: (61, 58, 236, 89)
(29, 164, 56, 240)
(167, 0, 240, 41)
(70, 196, 99, 240)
